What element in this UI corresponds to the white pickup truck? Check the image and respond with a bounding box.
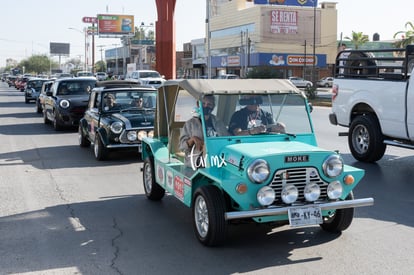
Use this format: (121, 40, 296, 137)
(329, 45, 414, 162)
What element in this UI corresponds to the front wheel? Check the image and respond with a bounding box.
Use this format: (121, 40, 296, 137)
(192, 186, 227, 246)
(143, 157, 165, 200)
(320, 192, 355, 233)
(94, 134, 107, 161)
(348, 114, 386, 162)
(78, 125, 91, 147)
(53, 110, 63, 131)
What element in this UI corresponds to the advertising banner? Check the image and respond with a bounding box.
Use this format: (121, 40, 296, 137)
(254, 0, 318, 7)
(97, 14, 134, 36)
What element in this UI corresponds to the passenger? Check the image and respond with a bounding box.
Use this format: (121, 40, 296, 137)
(132, 97, 144, 108)
(228, 95, 285, 136)
(179, 95, 228, 167)
(104, 94, 117, 110)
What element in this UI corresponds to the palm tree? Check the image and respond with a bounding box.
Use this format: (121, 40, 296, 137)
(393, 21, 414, 48)
(344, 31, 369, 49)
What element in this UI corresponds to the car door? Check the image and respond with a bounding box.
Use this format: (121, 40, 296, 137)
(83, 92, 101, 142)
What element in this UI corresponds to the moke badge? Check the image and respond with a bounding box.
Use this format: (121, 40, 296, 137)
(285, 155, 309, 163)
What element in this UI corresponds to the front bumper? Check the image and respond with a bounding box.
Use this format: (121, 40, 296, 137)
(225, 197, 374, 220)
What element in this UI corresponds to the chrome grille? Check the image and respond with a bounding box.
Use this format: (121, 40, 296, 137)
(269, 167, 328, 204)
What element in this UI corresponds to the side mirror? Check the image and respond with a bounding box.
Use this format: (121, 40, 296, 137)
(308, 102, 313, 113)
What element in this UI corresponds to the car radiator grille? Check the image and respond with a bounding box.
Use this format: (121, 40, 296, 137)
(268, 167, 328, 205)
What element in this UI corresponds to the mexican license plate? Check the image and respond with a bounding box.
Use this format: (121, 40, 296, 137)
(288, 205, 323, 227)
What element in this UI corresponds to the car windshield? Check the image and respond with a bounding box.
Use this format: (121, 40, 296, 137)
(29, 80, 47, 91)
(102, 90, 157, 112)
(140, 71, 161, 78)
(173, 92, 313, 137)
(57, 80, 96, 95)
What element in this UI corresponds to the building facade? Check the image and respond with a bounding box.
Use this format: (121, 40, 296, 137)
(189, 0, 338, 80)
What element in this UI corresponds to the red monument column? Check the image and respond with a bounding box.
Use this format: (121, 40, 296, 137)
(155, 0, 176, 80)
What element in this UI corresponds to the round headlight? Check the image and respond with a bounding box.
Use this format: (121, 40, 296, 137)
(127, 131, 137, 141)
(147, 130, 154, 138)
(59, 99, 70, 108)
(137, 130, 148, 141)
(257, 186, 275, 206)
(327, 181, 343, 199)
(110, 121, 123, 134)
(323, 155, 343, 178)
(247, 159, 270, 183)
(281, 184, 298, 204)
(304, 182, 321, 202)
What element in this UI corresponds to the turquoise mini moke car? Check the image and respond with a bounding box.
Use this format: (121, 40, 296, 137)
(141, 79, 373, 246)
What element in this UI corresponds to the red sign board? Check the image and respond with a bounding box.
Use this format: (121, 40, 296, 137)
(82, 17, 97, 24)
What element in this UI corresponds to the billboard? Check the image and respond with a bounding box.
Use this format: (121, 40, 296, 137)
(97, 14, 134, 36)
(254, 0, 318, 7)
(50, 42, 70, 56)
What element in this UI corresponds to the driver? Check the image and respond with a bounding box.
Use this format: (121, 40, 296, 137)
(228, 95, 285, 136)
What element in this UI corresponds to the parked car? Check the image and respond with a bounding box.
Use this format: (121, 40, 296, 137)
(288, 76, 313, 88)
(36, 80, 55, 113)
(76, 71, 94, 77)
(141, 79, 373, 246)
(217, 74, 240, 79)
(43, 77, 97, 130)
(24, 78, 49, 103)
(78, 80, 157, 160)
(95, 72, 108, 81)
(126, 70, 165, 88)
(317, 76, 334, 87)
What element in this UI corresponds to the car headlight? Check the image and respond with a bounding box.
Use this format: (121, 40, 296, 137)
(137, 130, 148, 141)
(327, 181, 343, 199)
(147, 130, 154, 138)
(304, 182, 321, 202)
(59, 99, 70, 108)
(247, 159, 270, 183)
(257, 186, 275, 206)
(281, 184, 298, 204)
(322, 155, 343, 178)
(110, 121, 123, 134)
(127, 131, 137, 141)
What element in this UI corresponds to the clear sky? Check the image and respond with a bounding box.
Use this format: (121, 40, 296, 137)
(0, 0, 412, 68)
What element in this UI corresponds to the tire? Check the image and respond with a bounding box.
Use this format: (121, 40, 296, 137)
(192, 185, 227, 246)
(78, 125, 91, 147)
(25, 95, 29, 103)
(348, 114, 386, 162)
(43, 109, 50, 124)
(35, 100, 42, 114)
(94, 134, 107, 161)
(320, 192, 355, 233)
(53, 110, 63, 131)
(143, 157, 165, 200)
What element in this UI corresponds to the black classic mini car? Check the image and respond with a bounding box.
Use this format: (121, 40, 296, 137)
(78, 80, 157, 160)
(43, 77, 97, 130)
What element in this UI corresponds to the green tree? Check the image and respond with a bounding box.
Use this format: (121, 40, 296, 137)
(344, 31, 369, 49)
(19, 55, 55, 75)
(393, 21, 414, 48)
(95, 60, 107, 72)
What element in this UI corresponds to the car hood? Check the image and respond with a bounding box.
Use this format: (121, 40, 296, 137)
(110, 112, 154, 129)
(219, 141, 331, 168)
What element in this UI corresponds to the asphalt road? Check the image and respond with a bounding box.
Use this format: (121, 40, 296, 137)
(1, 81, 413, 275)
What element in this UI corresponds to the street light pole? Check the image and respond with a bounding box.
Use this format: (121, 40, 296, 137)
(68, 27, 87, 71)
(206, 0, 211, 79)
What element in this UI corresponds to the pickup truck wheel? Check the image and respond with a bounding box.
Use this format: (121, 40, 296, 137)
(348, 114, 386, 162)
(192, 185, 227, 246)
(143, 157, 165, 200)
(78, 125, 91, 147)
(320, 192, 354, 233)
(94, 135, 107, 161)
